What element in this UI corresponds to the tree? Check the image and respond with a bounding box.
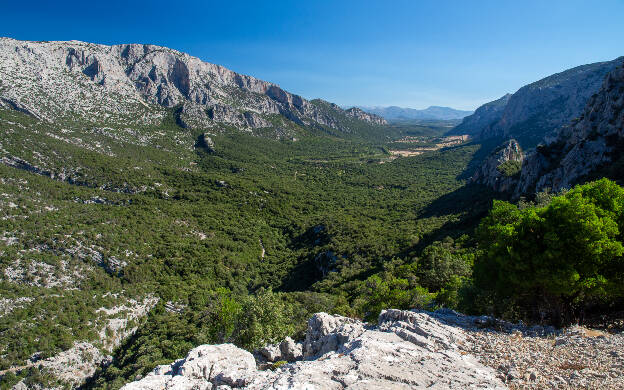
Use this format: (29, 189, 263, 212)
(474, 178, 624, 324)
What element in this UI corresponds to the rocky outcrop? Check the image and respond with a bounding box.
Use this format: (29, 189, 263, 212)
(121, 309, 506, 390)
(0, 37, 384, 135)
(515, 61, 624, 194)
(452, 58, 622, 146)
(344, 107, 387, 125)
(448, 94, 510, 137)
(472, 139, 524, 192)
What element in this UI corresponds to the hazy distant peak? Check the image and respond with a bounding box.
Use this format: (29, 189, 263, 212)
(357, 105, 473, 121)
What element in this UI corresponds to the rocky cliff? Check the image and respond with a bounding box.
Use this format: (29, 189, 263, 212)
(515, 60, 624, 195)
(448, 94, 510, 137)
(452, 58, 622, 147)
(0, 38, 384, 136)
(473, 59, 624, 196)
(471, 139, 524, 193)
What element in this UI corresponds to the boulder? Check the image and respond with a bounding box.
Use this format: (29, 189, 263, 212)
(120, 310, 507, 389)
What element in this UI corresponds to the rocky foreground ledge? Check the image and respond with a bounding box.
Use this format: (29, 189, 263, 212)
(121, 309, 507, 390)
(120, 308, 624, 390)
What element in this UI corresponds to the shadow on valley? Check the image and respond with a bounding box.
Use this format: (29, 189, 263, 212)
(455, 137, 504, 181)
(404, 183, 502, 255)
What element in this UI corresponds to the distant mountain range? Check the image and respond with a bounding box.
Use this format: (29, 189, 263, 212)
(357, 105, 473, 121)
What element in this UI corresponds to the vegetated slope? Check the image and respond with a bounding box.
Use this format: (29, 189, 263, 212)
(450, 57, 622, 148)
(360, 105, 473, 121)
(0, 37, 388, 141)
(0, 105, 486, 388)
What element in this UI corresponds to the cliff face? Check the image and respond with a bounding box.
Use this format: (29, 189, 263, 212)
(516, 61, 624, 194)
(0, 38, 384, 134)
(452, 58, 622, 147)
(471, 139, 524, 193)
(473, 60, 624, 196)
(449, 94, 510, 137)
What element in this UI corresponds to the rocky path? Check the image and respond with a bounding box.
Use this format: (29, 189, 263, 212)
(469, 325, 624, 389)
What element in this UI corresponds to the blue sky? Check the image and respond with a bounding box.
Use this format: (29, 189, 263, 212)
(2, 1, 623, 110)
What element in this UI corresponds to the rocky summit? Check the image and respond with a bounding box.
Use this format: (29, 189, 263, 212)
(120, 309, 506, 390)
(0, 38, 385, 136)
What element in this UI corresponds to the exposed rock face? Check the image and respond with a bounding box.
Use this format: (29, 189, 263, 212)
(449, 94, 511, 137)
(515, 61, 624, 194)
(472, 139, 524, 192)
(0, 37, 385, 134)
(344, 107, 387, 125)
(452, 58, 622, 146)
(121, 310, 506, 390)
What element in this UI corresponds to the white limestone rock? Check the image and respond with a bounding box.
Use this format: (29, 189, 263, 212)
(119, 310, 507, 390)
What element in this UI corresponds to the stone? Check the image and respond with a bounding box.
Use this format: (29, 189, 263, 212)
(279, 336, 303, 362)
(120, 310, 507, 390)
(302, 312, 364, 358)
(258, 343, 282, 362)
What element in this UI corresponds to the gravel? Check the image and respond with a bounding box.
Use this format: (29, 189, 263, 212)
(466, 324, 624, 389)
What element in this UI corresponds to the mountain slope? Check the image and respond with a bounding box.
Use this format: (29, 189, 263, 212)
(359, 105, 473, 121)
(472, 59, 624, 196)
(446, 94, 510, 137)
(451, 57, 623, 147)
(0, 38, 386, 138)
(516, 60, 624, 195)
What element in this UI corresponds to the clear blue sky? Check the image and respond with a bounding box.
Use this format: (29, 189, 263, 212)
(2, 1, 623, 110)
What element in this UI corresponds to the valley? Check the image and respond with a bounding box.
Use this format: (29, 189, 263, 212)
(0, 36, 623, 390)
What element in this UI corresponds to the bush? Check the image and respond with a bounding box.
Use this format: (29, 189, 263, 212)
(496, 160, 522, 177)
(474, 178, 624, 324)
(234, 288, 296, 351)
(416, 237, 473, 292)
(355, 274, 434, 322)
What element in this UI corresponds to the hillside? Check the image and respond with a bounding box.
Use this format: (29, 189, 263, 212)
(516, 60, 624, 194)
(0, 38, 387, 140)
(451, 57, 622, 148)
(472, 59, 624, 196)
(0, 38, 489, 389)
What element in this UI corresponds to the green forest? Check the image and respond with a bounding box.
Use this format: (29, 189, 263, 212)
(1, 105, 623, 389)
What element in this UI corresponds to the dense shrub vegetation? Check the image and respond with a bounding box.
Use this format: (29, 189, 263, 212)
(2, 104, 623, 389)
(473, 179, 624, 324)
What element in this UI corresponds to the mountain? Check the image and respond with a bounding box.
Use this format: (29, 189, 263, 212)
(359, 105, 473, 121)
(516, 60, 624, 195)
(451, 57, 623, 147)
(0, 37, 386, 138)
(473, 59, 624, 196)
(446, 94, 511, 137)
